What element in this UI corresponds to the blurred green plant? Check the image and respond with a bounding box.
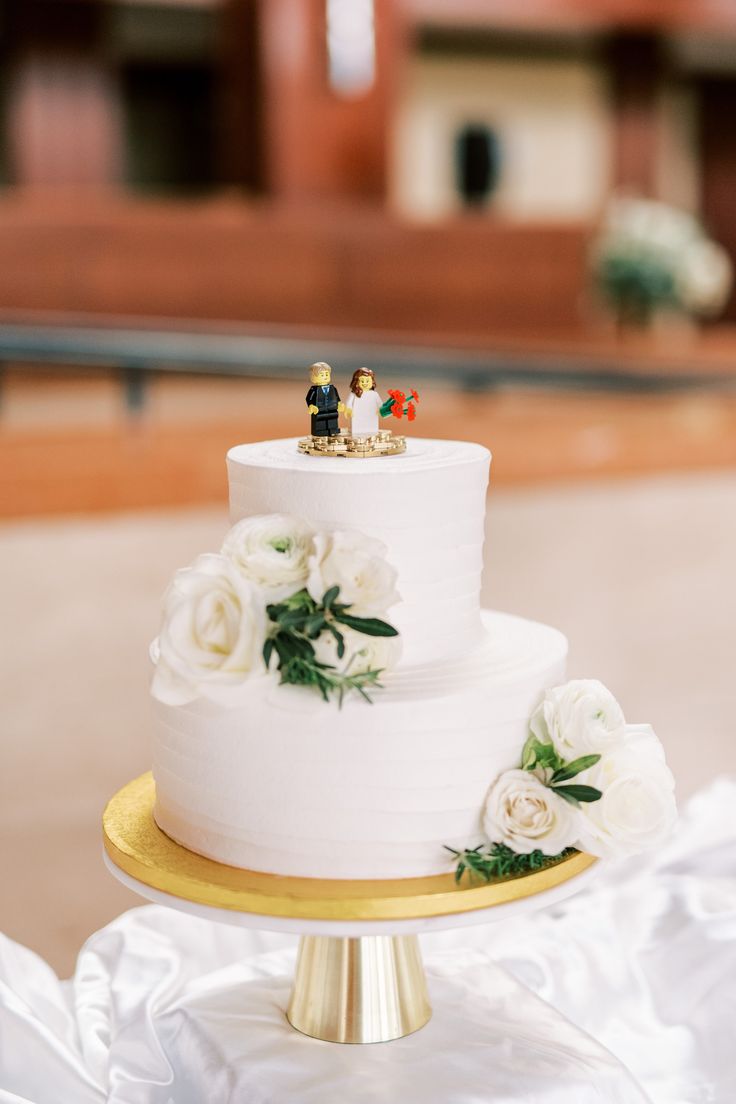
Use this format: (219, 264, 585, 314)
(592, 197, 732, 327)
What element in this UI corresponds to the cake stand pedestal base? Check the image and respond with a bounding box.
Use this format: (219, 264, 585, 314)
(288, 934, 430, 1043)
(103, 773, 598, 1045)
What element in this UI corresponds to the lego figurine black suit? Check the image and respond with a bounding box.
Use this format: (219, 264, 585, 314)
(306, 361, 344, 436)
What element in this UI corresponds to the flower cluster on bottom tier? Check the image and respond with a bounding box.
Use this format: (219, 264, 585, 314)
(450, 679, 677, 884)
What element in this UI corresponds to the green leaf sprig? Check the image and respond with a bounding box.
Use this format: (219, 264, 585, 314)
(445, 843, 576, 885)
(263, 586, 398, 705)
(445, 730, 603, 886)
(520, 735, 602, 806)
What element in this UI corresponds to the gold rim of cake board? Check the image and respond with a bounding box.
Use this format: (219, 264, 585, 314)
(103, 773, 597, 922)
(297, 431, 406, 458)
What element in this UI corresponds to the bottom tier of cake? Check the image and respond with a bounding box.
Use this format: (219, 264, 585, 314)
(152, 611, 568, 880)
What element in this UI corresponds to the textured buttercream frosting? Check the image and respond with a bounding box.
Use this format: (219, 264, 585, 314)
(153, 610, 568, 879)
(151, 435, 571, 880)
(227, 438, 491, 667)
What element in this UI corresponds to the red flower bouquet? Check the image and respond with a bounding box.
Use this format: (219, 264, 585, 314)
(380, 387, 420, 421)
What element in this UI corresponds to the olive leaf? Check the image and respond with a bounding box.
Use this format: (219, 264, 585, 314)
(322, 586, 340, 609)
(326, 623, 346, 658)
(305, 614, 326, 638)
(551, 784, 603, 806)
(262, 584, 398, 704)
(332, 611, 399, 637)
(550, 754, 601, 784)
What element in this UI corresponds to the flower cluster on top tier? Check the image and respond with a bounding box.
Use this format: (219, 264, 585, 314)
(151, 515, 401, 707)
(449, 679, 677, 882)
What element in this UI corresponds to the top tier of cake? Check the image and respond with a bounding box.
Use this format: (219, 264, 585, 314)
(227, 438, 491, 667)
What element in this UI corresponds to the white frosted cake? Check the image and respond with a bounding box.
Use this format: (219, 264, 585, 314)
(150, 436, 676, 881)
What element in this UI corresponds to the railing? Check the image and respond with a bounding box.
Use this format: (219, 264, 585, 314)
(0, 313, 732, 417)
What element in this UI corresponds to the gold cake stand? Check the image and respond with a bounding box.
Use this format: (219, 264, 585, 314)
(103, 773, 598, 1045)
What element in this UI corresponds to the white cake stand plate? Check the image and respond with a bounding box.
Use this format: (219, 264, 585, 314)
(104, 773, 599, 1044)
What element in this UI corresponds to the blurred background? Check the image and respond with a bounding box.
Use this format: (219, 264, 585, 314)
(1, 0, 735, 977)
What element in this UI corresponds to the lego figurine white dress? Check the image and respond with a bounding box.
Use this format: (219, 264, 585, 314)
(345, 369, 382, 436)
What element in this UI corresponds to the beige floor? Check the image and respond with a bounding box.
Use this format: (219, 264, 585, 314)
(2, 470, 736, 977)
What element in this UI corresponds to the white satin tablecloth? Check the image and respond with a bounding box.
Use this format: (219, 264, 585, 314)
(2, 780, 735, 1104)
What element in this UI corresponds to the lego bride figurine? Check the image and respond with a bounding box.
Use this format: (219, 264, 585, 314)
(345, 368, 383, 437)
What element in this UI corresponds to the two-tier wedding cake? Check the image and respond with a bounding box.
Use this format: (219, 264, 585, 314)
(150, 436, 676, 882)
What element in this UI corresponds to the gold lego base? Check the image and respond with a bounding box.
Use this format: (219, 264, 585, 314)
(297, 430, 406, 458)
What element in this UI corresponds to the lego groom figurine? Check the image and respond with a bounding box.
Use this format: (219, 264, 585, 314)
(306, 361, 344, 437)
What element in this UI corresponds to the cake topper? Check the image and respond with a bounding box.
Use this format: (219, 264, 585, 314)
(380, 387, 419, 423)
(345, 368, 382, 436)
(305, 361, 344, 438)
(299, 363, 419, 458)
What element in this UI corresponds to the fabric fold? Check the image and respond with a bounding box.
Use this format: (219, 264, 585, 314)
(2, 779, 735, 1103)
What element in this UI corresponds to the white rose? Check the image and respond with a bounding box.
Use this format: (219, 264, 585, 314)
(307, 530, 400, 615)
(530, 679, 626, 760)
(312, 626, 402, 676)
(574, 724, 677, 859)
(221, 514, 315, 600)
(483, 769, 578, 856)
(151, 553, 266, 706)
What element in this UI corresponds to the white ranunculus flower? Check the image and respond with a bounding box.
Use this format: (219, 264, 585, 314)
(483, 769, 578, 856)
(530, 679, 626, 760)
(151, 553, 266, 706)
(574, 724, 677, 859)
(307, 530, 400, 615)
(312, 626, 402, 676)
(221, 514, 315, 600)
